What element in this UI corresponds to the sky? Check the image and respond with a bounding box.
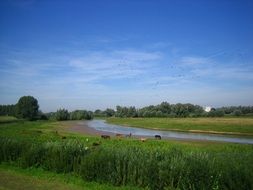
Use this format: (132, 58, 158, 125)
(0, 0, 253, 112)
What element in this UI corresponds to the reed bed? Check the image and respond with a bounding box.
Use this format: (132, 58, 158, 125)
(1, 137, 252, 190)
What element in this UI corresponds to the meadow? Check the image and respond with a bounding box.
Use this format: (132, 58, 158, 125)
(1, 116, 253, 190)
(107, 117, 253, 136)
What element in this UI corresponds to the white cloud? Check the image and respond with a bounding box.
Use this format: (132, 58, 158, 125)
(180, 56, 210, 65)
(69, 50, 162, 80)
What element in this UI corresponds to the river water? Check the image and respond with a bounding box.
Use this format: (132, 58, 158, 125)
(86, 120, 253, 144)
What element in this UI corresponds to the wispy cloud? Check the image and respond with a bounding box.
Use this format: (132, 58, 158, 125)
(69, 50, 162, 80)
(178, 55, 253, 81)
(180, 56, 210, 65)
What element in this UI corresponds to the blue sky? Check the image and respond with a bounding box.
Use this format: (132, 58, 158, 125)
(0, 0, 253, 112)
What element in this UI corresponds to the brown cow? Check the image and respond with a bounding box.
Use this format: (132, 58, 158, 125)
(116, 133, 123, 138)
(101, 135, 110, 139)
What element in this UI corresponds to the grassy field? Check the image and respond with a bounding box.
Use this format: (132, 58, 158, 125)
(0, 164, 140, 190)
(107, 117, 253, 135)
(0, 116, 18, 124)
(1, 116, 253, 190)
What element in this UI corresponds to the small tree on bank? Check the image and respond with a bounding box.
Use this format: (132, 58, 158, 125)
(55, 109, 70, 121)
(16, 96, 39, 120)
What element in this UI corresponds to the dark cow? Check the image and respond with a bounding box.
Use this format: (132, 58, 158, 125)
(101, 135, 110, 139)
(155, 135, 161, 140)
(92, 141, 101, 146)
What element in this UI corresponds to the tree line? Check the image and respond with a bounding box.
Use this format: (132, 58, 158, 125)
(95, 102, 253, 118)
(1, 96, 253, 120)
(0, 96, 93, 121)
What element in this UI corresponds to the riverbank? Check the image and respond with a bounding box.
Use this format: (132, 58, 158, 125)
(64, 120, 253, 144)
(106, 117, 253, 136)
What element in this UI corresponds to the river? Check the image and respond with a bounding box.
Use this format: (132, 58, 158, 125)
(85, 120, 253, 144)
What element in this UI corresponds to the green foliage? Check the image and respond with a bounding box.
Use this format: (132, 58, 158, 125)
(116, 106, 138, 117)
(208, 109, 225, 117)
(70, 110, 93, 120)
(103, 103, 253, 118)
(0, 116, 18, 124)
(107, 117, 253, 135)
(0, 164, 141, 190)
(0, 104, 16, 116)
(1, 137, 253, 190)
(115, 102, 205, 118)
(232, 109, 242, 116)
(104, 108, 115, 117)
(94, 109, 106, 117)
(48, 109, 93, 121)
(55, 109, 70, 121)
(16, 96, 39, 120)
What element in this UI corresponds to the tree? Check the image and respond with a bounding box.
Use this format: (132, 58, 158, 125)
(70, 110, 94, 120)
(232, 109, 242, 116)
(16, 96, 39, 120)
(55, 109, 69, 121)
(105, 108, 115, 117)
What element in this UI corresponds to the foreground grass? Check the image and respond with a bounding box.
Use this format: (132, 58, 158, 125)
(107, 117, 253, 135)
(0, 164, 140, 190)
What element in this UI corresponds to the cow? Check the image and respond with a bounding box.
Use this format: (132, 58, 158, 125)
(116, 133, 123, 138)
(92, 141, 101, 146)
(140, 138, 147, 142)
(126, 133, 132, 138)
(155, 135, 161, 140)
(101, 135, 110, 139)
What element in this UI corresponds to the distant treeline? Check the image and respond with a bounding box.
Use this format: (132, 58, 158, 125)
(1, 98, 253, 119)
(0, 105, 94, 121)
(0, 96, 93, 121)
(0, 104, 16, 116)
(46, 109, 93, 121)
(94, 102, 253, 118)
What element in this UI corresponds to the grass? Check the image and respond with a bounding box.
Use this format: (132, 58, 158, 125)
(1, 116, 253, 190)
(0, 164, 141, 190)
(107, 117, 253, 136)
(0, 116, 19, 124)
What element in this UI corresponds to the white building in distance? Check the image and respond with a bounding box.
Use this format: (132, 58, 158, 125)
(204, 106, 212, 112)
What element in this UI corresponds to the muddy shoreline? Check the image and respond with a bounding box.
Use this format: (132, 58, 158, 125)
(64, 120, 231, 143)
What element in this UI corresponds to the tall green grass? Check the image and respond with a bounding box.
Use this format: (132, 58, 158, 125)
(1, 137, 253, 190)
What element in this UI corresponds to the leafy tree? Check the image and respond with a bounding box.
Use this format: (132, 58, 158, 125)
(208, 109, 224, 117)
(94, 109, 106, 117)
(16, 96, 39, 120)
(55, 109, 69, 121)
(70, 110, 93, 120)
(232, 109, 242, 116)
(105, 108, 115, 117)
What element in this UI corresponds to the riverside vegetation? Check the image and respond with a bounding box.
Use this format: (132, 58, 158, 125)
(1, 116, 253, 190)
(106, 117, 253, 136)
